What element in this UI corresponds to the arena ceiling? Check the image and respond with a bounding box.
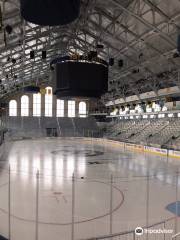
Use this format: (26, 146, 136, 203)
(0, 0, 180, 102)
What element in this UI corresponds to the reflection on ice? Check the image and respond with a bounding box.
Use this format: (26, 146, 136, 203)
(77, 156, 86, 176)
(1, 138, 180, 240)
(67, 155, 75, 177)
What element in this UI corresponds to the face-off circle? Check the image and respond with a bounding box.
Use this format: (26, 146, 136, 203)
(51, 149, 104, 157)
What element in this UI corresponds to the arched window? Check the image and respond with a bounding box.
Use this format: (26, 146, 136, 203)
(9, 100, 17, 116)
(33, 93, 41, 117)
(68, 100, 75, 117)
(21, 95, 29, 116)
(57, 99, 64, 117)
(79, 101, 86, 118)
(45, 87, 53, 117)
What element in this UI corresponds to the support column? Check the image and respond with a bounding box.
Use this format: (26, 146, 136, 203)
(41, 93, 45, 117)
(17, 96, 21, 116)
(75, 100, 79, 118)
(29, 94, 33, 116)
(53, 95, 57, 117)
(64, 100, 68, 117)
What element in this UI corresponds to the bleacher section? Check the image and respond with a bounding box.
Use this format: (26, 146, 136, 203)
(149, 119, 180, 147)
(130, 119, 169, 144)
(117, 120, 149, 141)
(106, 118, 180, 150)
(106, 120, 134, 137)
(56, 117, 75, 136)
(6, 117, 99, 139)
(74, 117, 99, 136)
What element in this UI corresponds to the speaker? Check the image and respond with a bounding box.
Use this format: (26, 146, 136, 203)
(132, 69, 139, 74)
(11, 58, 16, 64)
(118, 59, 123, 67)
(30, 50, 35, 59)
(88, 51, 97, 61)
(42, 50, 47, 59)
(109, 58, 114, 66)
(96, 44, 104, 49)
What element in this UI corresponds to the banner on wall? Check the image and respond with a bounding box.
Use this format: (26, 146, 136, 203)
(168, 150, 180, 158)
(126, 143, 144, 152)
(144, 146, 167, 156)
(77, 138, 180, 159)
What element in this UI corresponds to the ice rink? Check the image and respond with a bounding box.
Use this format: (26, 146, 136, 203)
(0, 138, 180, 240)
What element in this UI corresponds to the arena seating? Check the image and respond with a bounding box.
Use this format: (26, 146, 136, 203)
(74, 117, 99, 136)
(130, 119, 169, 144)
(106, 118, 180, 150)
(106, 120, 135, 137)
(56, 117, 75, 136)
(116, 120, 150, 141)
(149, 119, 180, 147)
(6, 116, 98, 139)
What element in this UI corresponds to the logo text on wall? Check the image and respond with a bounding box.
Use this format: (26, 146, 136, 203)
(135, 227, 173, 236)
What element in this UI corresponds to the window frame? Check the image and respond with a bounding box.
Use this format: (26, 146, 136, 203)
(9, 100, 17, 116)
(68, 100, 75, 118)
(79, 101, 87, 118)
(45, 87, 53, 117)
(33, 93, 41, 117)
(21, 95, 29, 117)
(57, 99, 64, 117)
